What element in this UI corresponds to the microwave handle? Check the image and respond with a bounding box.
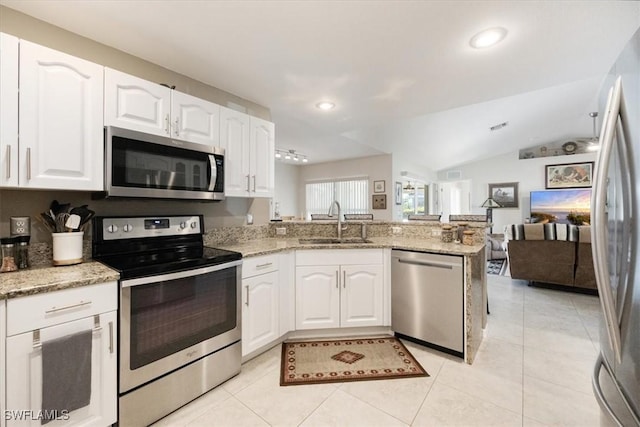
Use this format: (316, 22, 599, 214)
(208, 155, 217, 191)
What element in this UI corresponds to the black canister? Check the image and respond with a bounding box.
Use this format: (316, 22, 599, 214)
(16, 235, 30, 269)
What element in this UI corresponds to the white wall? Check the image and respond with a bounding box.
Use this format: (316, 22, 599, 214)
(274, 163, 301, 218)
(438, 151, 597, 233)
(297, 154, 393, 220)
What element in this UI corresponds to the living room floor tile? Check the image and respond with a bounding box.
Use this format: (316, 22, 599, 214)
(524, 345, 597, 395)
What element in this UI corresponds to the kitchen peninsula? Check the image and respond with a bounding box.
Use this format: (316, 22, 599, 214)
(0, 220, 487, 364)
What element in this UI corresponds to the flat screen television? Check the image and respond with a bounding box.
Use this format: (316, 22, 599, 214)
(530, 189, 592, 225)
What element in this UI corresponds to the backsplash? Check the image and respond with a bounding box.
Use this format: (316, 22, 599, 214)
(23, 220, 488, 269)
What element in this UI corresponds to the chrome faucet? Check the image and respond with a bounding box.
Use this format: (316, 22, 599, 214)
(328, 200, 343, 239)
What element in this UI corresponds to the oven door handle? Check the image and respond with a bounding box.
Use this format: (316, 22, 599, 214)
(121, 260, 242, 288)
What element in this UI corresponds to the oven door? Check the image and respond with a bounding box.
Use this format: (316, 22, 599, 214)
(105, 126, 225, 201)
(119, 261, 241, 393)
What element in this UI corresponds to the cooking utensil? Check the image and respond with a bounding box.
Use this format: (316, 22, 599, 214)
(65, 214, 81, 231)
(55, 213, 70, 232)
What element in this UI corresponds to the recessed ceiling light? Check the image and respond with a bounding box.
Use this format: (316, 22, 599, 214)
(316, 101, 335, 111)
(470, 27, 507, 49)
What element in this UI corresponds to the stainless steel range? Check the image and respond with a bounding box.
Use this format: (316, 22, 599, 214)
(92, 215, 242, 427)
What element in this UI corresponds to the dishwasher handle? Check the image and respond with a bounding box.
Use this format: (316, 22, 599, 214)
(397, 258, 454, 270)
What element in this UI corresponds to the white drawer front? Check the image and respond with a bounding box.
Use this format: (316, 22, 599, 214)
(7, 282, 118, 336)
(296, 249, 383, 266)
(242, 255, 278, 278)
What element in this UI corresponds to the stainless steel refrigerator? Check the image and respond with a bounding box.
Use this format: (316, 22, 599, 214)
(591, 29, 640, 427)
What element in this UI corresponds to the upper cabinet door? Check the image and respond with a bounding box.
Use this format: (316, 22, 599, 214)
(250, 117, 275, 198)
(19, 40, 104, 190)
(220, 106, 251, 197)
(170, 91, 220, 146)
(104, 67, 171, 137)
(0, 33, 19, 188)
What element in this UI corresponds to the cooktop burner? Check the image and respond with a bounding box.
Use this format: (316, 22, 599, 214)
(92, 215, 242, 279)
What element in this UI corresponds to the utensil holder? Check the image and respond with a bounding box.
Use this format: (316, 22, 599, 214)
(52, 231, 84, 266)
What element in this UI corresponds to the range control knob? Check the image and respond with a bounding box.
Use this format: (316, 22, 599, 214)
(123, 224, 133, 232)
(190, 221, 198, 229)
(107, 224, 118, 233)
(179, 221, 187, 230)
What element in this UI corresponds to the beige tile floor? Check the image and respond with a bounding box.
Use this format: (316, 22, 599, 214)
(153, 275, 613, 427)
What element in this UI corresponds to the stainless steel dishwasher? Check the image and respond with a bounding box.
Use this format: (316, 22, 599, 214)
(391, 250, 464, 357)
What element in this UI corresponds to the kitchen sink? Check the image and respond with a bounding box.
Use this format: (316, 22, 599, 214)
(298, 238, 373, 244)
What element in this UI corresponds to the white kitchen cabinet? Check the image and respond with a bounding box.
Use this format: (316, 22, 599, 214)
(295, 249, 385, 330)
(249, 116, 275, 197)
(104, 67, 172, 137)
(105, 68, 221, 147)
(295, 265, 341, 329)
(278, 251, 296, 335)
(18, 40, 104, 190)
(5, 282, 117, 427)
(0, 33, 19, 188)
(341, 264, 384, 327)
(241, 255, 280, 357)
(170, 91, 220, 145)
(220, 107, 274, 198)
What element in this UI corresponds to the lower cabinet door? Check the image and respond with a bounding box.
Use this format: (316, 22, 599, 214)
(341, 264, 384, 327)
(295, 266, 340, 330)
(5, 311, 117, 427)
(242, 271, 279, 356)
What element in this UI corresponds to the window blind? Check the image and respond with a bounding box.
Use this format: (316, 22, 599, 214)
(305, 178, 369, 217)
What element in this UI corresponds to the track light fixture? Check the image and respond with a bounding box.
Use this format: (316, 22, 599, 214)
(275, 149, 309, 164)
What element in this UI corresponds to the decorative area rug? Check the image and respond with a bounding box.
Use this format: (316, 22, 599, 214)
(280, 337, 428, 386)
(487, 259, 506, 275)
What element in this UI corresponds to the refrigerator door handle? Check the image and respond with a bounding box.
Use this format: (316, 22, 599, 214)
(592, 80, 622, 363)
(592, 353, 640, 427)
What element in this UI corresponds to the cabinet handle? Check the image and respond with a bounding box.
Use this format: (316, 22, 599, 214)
(336, 270, 339, 288)
(252, 175, 256, 192)
(245, 285, 250, 306)
(256, 262, 273, 268)
(165, 114, 170, 134)
(174, 117, 180, 136)
(26, 147, 31, 180)
(45, 300, 92, 314)
(108, 321, 114, 354)
(5, 145, 10, 180)
(343, 270, 346, 288)
(246, 175, 250, 192)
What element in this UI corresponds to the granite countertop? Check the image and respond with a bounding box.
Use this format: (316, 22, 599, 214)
(216, 236, 485, 258)
(0, 261, 120, 300)
(0, 237, 483, 299)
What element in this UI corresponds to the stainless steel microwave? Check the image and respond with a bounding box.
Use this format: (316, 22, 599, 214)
(101, 126, 224, 201)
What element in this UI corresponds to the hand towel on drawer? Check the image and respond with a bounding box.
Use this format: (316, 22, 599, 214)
(41, 329, 92, 423)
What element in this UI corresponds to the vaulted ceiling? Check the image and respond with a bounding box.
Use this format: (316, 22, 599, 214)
(2, 0, 639, 170)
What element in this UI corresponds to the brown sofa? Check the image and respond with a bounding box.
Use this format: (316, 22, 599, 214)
(506, 223, 596, 291)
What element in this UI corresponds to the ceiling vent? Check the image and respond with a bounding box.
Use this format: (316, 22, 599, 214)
(489, 121, 509, 131)
(446, 170, 462, 180)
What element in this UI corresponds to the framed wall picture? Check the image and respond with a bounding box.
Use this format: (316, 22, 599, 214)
(372, 194, 387, 209)
(488, 182, 519, 208)
(395, 181, 402, 205)
(373, 180, 385, 193)
(545, 162, 594, 189)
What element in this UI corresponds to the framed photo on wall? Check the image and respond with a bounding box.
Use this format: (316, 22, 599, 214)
(545, 162, 594, 189)
(372, 194, 387, 209)
(373, 180, 385, 193)
(488, 182, 519, 208)
(395, 182, 402, 205)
